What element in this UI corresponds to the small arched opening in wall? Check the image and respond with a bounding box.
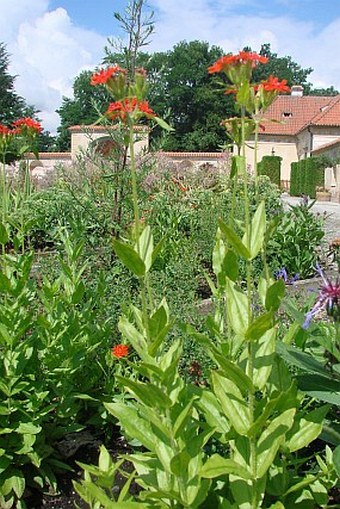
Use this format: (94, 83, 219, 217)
(29, 160, 45, 175)
(90, 136, 121, 158)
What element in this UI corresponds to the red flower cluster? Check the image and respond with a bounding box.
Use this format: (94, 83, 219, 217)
(260, 75, 290, 94)
(208, 51, 268, 74)
(0, 124, 11, 136)
(91, 65, 127, 86)
(0, 118, 42, 137)
(112, 344, 129, 358)
(106, 97, 155, 122)
(12, 117, 42, 133)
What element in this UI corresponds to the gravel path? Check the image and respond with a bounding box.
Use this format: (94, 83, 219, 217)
(281, 194, 340, 242)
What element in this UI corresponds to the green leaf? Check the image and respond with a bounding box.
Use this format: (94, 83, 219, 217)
(247, 201, 266, 259)
(153, 116, 174, 131)
(286, 405, 329, 453)
(0, 272, 10, 292)
(223, 249, 239, 282)
(113, 239, 145, 277)
(333, 444, 340, 477)
(200, 454, 251, 480)
(16, 422, 42, 434)
(0, 324, 11, 346)
(196, 389, 230, 436)
(256, 408, 295, 478)
(105, 402, 156, 452)
(297, 374, 340, 405)
(212, 236, 226, 277)
(118, 316, 149, 361)
(1, 468, 25, 498)
(170, 451, 191, 476)
(211, 351, 253, 393)
(245, 312, 274, 341)
(212, 371, 251, 436)
(276, 342, 332, 378)
(226, 280, 249, 336)
(0, 223, 9, 245)
(218, 220, 251, 259)
(265, 279, 285, 312)
(116, 376, 172, 409)
(137, 225, 153, 273)
(252, 328, 276, 390)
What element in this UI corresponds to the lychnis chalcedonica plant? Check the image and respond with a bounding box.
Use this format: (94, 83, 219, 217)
(75, 54, 339, 508)
(0, 117, 42, 254)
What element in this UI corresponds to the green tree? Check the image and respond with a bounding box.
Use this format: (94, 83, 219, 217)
(253, 43, 313, 90)
(0, 43, 32, 124)
(309, 85, 339, 96)
(56, 70, 111, 150)
(144, 40, 235, 151)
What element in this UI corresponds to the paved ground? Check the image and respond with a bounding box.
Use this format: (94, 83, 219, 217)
(281, 193, 340, 242)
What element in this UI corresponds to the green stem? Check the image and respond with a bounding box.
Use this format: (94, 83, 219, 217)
(128, 119, 152, 338)
(241, 107, 258, 508)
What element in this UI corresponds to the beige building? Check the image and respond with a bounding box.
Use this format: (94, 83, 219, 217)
(244, 87, 340, 186)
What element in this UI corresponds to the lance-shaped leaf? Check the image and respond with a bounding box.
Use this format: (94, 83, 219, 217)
(113, 239, 145, 277)
(285, 405, 329, 453)
(245, 311, 274, 341)
(118, 315, 151, 362)
(242, 201, 266, 259)
(212, 372, 251, 436)
(219, 219, 251, 259)
(200, 454, 251, 480)
(116, 376, 172, 410)
(153, 116, 174, 131)
(105, 402, 155, 452)
(252, 328, 276, 390)
(226, 279, 249, 336)
(137, 225, 153, 273)
(256, 408, 296, 478)
(0, 222, 8, 245)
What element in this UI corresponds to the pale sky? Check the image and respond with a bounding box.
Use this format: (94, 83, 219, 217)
(1, 0, 340, 133)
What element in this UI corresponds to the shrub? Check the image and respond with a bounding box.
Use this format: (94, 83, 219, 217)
(268, 197, 326, 278)
(258, 155, 281, 186)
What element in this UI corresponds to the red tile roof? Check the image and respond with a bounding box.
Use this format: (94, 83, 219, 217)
(261, 95, 340, 136)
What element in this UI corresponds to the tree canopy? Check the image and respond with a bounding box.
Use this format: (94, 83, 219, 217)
(55, 41, 339, 152)
(56, 70, 111, 151)
(0, 43, 32, 124)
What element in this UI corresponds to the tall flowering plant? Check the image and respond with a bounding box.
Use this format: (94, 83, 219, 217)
(76, 55, 338, 508)
(0, 117, 42, 252)
(90, 65, 171, 241)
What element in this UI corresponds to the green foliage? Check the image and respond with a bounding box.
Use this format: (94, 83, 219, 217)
(56, 70, 111, 151)
(258, 156, 281, 187)
(289, 162, 299, 196)
(289, 157, 326, 198)
(268, 198, 325, 278)
(0, 43, 31, 125)
(254, 43, 313, 91)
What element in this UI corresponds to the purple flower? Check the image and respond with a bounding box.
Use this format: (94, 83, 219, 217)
(275, 268, 299, 285)
(302, 265, 340, 329)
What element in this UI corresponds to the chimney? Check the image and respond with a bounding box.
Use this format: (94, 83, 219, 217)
(291, 85, 303, 97)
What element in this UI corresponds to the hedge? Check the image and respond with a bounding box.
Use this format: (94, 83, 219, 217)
(289, 157, 325, 198)
(258, 155, 281, 187)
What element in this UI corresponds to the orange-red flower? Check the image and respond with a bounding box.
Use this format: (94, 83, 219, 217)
(106, 97, 155, 122)
(260, 75, 290, 93)
(112, 344, 129, 358)
(12, 117, 42, 133)
(208, 51, 268, 74)
(0, 124, 11, 136)
(91, 65, 126, 86)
